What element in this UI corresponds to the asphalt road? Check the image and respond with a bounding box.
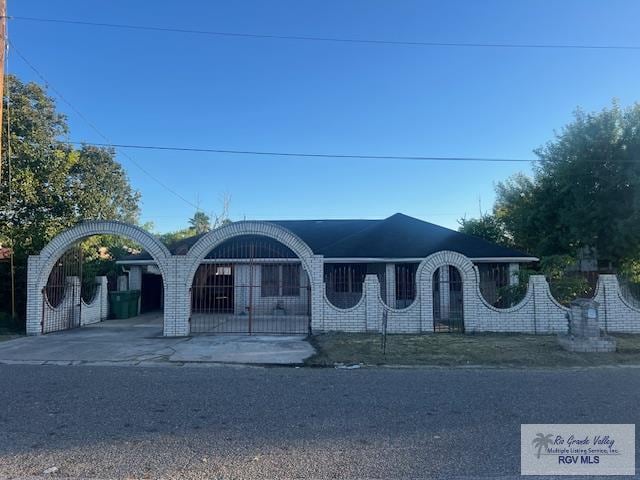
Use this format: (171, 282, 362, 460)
(0, 364, 638, 479)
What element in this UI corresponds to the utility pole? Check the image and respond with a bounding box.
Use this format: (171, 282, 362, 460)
(0, 0, 6, 184)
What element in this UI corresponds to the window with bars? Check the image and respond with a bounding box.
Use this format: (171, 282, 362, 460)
(261, 264, 301, 297)
(395, 263, 418, 303)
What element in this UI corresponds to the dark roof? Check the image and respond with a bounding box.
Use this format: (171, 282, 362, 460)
(119, 213, 534, 262)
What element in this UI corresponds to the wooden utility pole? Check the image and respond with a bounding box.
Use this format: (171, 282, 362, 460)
(0, 0, 6, 184)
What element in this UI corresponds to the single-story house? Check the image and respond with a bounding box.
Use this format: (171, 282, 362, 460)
(115, 213, 536, 333)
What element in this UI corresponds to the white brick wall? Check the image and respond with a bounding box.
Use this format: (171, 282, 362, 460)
(27, 221, 173, 336)
(27, 222, 640, 337)
(318, 250, 592, 335)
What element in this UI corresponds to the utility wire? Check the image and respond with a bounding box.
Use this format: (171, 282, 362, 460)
(67, 141, 536, 163)
(7, 15, 640, 52)
(8, 39, 200, 210)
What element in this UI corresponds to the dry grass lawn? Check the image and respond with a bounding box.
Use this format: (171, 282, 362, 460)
(306, 332, 640, 367)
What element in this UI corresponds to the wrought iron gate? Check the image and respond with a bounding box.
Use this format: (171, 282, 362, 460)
(432, 266, 464, 333)
(42, 244, 98, 333)
(190, 235, 311, 334)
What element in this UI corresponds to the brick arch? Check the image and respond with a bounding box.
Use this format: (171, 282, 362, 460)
(184, 221, 315, 287)
(35, 221, 171, 289)
(27, 221, 172, 335)
(417, 250, 476, 284)
(416, 251, 477, 332)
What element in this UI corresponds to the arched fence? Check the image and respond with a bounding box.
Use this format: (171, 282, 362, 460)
(26, 222, 640, 337)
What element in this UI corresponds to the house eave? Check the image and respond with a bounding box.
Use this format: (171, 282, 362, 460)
(116, 256, 539, 265)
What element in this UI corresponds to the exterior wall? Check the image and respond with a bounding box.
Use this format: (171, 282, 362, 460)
(595, 275, 640, 333)
(231, 264, 309, 316)
(127, 266, 142, 316)
(28, 222, 640, 337)
(27, 221, 173, 336)
(41, 276, 109, 332)
(182, 222, 321, 335)
(317, 250, 579, 335)
(80, 277, 109, 326)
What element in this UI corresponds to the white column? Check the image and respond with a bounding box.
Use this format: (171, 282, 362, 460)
(26, 255, 43, 335)
(128, 266, 142, 290)
(385, 263, 396, 308)
(309, 255, 325, 333)
(364, 274, 382, 331)
(99, 276, 109, 320)
(128, 266, 142, 315)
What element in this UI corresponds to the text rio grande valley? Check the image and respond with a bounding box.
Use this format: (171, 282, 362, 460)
(547, 435, 619, 465)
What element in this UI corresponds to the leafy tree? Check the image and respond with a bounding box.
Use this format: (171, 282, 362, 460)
(494, 101, 640, 267)
(159, 227, 197, 248)
(458, 214, 511, 246)
(189, 211, 211, 234)
(160, 196, 232, 247)
(0, 74, 141, 323)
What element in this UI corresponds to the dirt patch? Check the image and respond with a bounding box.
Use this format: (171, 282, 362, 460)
(306, 332, 640, 367)
(0, 335, 21, 343)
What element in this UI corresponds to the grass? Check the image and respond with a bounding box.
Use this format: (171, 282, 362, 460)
(306, 332, 640, 368)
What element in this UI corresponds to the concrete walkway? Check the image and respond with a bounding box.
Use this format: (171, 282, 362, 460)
(0, 313, 315, 366)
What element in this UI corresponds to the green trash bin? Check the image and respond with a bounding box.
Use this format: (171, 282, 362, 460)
(108, 291, 131, 319)
(128, 290, 141, 317)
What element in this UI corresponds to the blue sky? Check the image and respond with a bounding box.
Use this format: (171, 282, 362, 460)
(10, 0, 640, 233)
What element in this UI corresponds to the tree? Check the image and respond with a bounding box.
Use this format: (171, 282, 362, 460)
(161, 195, 232, 247)
(458, 214, 511, 247)
(494, 102, 640, 267)
(189, 211, 211, 234)
(0, 75, 141, 322)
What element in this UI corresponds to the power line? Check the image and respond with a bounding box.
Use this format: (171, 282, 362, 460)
(7, 15, 640, 52)
(67, 141, 536, 163)
(8, 39, 200, 210)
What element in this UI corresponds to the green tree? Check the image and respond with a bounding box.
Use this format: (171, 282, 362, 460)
(0, 75, 141, 322)
(189, 211, 211, 234)
(495, 102, 640, 267)
(458, 214, 511, 246)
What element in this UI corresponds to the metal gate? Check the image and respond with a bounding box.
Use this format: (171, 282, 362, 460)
(42, 244, 98, 333)
(190, 235, 311, 334)
(432, 265, 464, 333)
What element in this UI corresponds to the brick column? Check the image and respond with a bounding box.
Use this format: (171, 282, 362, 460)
(26, 255, 43, 335)
(598, 274, 620, 333)
(164, 256, 190, 337)
(309, 255, 324, 333)
(385, 263, 396, 308)
(364, 274, 382, 332)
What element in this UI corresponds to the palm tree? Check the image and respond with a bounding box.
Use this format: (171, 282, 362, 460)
(532, 433, 554, 459)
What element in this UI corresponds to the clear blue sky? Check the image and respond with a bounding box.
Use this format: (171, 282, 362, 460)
(9, 0, 640, 233)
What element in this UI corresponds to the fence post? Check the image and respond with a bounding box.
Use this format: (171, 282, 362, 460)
(364, 274, 382, 332)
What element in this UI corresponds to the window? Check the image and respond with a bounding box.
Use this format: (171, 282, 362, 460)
(261, 264, 301, 297)
(261, 265, 280, 297)
(325, 264, 366, 294)
(282, 264, 301, 296)
(215, 266, 232, 276)
(395, 263, 418, 303)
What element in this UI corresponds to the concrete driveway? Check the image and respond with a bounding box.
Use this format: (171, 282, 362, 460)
(0, 313, 315, 366)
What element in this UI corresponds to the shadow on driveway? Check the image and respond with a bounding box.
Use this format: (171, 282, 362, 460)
(0, 313, 314, 366)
